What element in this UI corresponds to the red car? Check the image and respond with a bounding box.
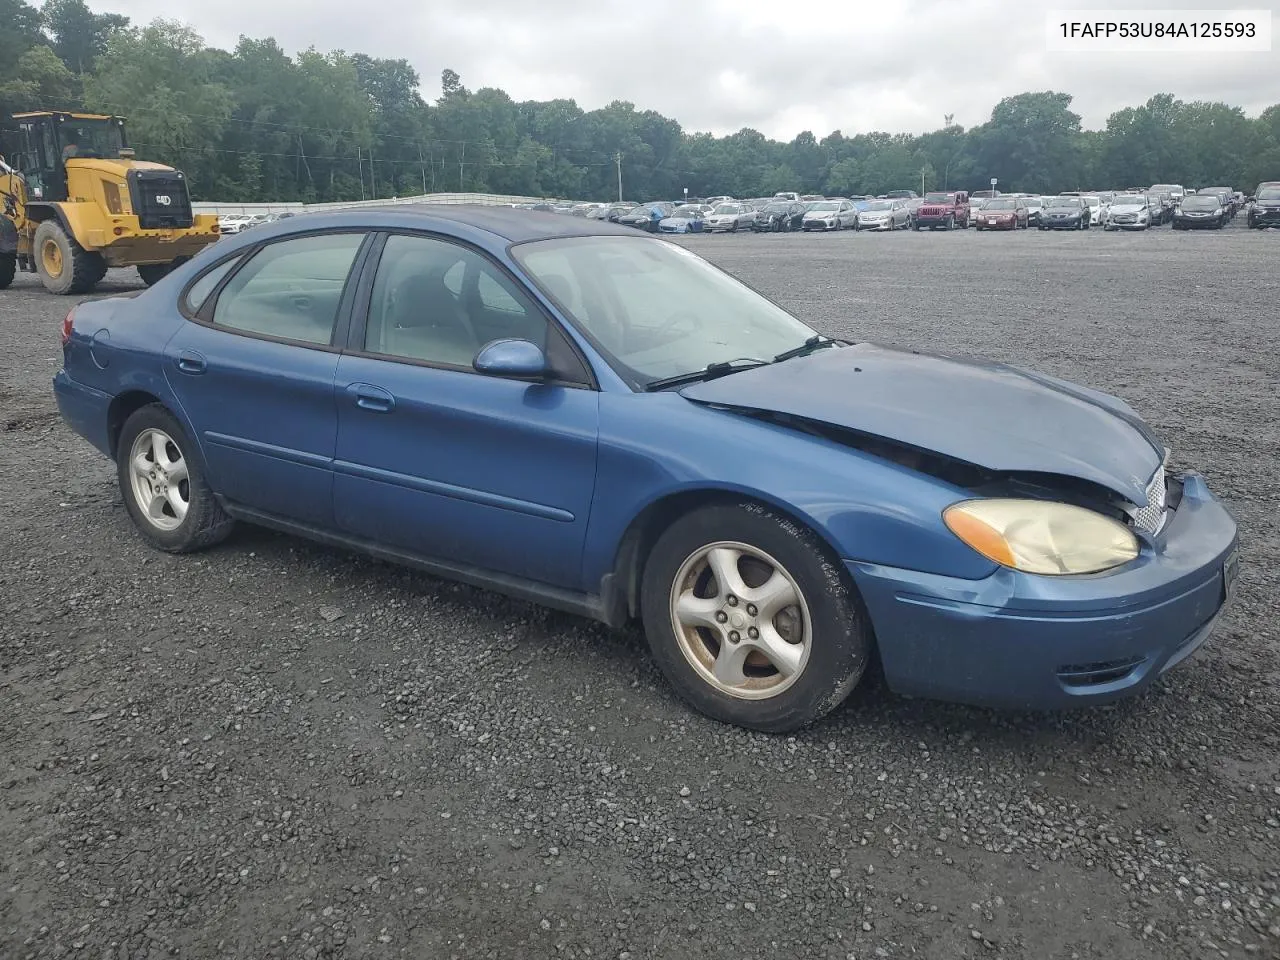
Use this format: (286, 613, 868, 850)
(974, 197, 1030, 231)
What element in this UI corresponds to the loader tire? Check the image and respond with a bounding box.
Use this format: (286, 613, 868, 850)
(0, 252, 15, 289)
(34, 220, 103, 295)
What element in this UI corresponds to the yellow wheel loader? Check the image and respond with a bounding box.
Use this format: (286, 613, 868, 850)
(0, 111, 220, 295)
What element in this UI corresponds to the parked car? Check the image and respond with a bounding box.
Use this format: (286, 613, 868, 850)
(1247, 181, 1280, 228)
(704, 202, 756, 233)
(914, 191, 970, 230)
(752, 201, 807, 232)
(1172, 194, 1228, 229)
(617, 203, 674, 232)
(657, 205, 708, 234)
(1039, 196, 1091, 230)
(854, 199, 912, 231)
(974, 197, 1030, 230)
(883, 189, 918, 199)
(1080, 196, 1103, 226)
(1197, 187, 1236, 218)
(1023, 196, 1045, 225)
(52, 205, 1239, 732)
(801, 199, 858, 231)
(216, 215, 253, 236)
(773, 191, 800, 201)
(1149, 183, 1185, 206)
(1103, 195, 1154, 230)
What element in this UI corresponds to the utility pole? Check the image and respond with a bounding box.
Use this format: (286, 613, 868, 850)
(459, 142, 467, 192)
(369, 147, 377, 199)
(615, 151, 622, 202)
(418, 143, 428, 196)
(357, 146, 366, 200)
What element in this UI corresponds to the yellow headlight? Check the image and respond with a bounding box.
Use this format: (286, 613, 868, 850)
(943, 499, 1140, 575)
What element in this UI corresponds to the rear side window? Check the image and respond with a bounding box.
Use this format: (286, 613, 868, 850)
(210, 233, 364, 346)
(183, 256, 241, 314)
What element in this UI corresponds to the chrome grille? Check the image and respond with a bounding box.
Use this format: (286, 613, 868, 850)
(1132, 464, 1167, 534)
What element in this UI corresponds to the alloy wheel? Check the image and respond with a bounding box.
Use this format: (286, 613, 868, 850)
(128, 428, 191, 531)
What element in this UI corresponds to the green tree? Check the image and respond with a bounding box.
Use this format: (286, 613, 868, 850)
(41, 0, 128, 73)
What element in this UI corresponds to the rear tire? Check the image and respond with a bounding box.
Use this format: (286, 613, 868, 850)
(34, 220, 103, 295)
(116, 404, 235, 553)
(640, 502, 872, 732)
(0, 252, 15, 289)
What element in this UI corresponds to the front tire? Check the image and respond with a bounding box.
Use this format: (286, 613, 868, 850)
(640, 502, 872, 732)
(34, 220, 103, 295)
(116, 404, 235, 553)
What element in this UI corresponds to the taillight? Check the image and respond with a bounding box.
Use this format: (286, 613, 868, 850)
(61, 308, 76, 346)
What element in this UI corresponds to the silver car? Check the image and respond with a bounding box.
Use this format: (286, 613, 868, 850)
(704, 202, 756, 233)
(855, 198, 911, 231)
(1103, 195, 1152, 230)
(802, 199, 858, 231)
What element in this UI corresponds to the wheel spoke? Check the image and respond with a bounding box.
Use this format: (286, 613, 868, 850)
(750, 625, 804, 677)
(675, 590, 721, 630)
(706, 547, 749, 599)
(712, 641, 751, 688)
(165, 487, 188, 521)
(166, 455, 189, 485)
(747, 570, 798, 620)
(132, 453, 152, 478)
(145, 491, 169, 521)
(149, 431, 171, 469)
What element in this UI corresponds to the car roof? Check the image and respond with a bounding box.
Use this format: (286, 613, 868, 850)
(231, 203, 641, 245)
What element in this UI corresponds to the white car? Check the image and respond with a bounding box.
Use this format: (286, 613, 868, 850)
(801, 199, 858, 231)
(703, 202, 756, 232)
(1081, 196, 1102, 227)
(216, 215, 252, 235)
(855, 199, 911, 230)
(1103, 195, 1153, 230)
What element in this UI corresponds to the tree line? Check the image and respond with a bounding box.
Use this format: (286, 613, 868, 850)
(2, 0, 1278, 203)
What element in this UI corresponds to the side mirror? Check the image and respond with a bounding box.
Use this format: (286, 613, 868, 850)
(473, 339, 548, 378)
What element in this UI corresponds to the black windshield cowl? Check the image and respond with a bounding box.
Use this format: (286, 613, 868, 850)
(644, 358, 770, 392)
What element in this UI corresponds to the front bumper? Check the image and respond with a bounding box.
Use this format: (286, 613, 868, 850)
(53, 369, 113, 458)
(1174, 216, 1221, 229)
(1249, 208, 1280, 226)
(802, 220, 839, 231)
(858, 218, 893, 230)
(1041, 217, 1082, 229)
(977, 217, 1017, 230)
(846, 473, 1238, 710)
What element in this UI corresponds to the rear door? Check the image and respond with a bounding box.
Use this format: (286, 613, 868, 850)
(164, 231, 370, 526)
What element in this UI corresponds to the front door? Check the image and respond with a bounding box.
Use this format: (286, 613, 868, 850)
(332, 232, 600, 590)
(164, 231, 369, 526)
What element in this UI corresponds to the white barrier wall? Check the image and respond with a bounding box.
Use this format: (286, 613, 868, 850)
(194, 192, 561, 216)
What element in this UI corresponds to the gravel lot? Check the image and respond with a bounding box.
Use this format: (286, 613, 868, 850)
(2, 219, 1278, 960)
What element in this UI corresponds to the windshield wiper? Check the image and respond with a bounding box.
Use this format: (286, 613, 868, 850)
(772, 334, 841, 364)
(644, 357, 770, 391)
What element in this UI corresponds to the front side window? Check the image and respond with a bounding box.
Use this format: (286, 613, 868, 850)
(364, 234, 546, 368)
(210, 232, 364, 345)
(514, 236, 815, 388)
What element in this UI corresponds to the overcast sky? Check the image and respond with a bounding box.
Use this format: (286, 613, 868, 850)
(89, 0, 1280, 138)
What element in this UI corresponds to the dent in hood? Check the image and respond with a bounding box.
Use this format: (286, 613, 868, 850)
(679, 343, 1165, 506)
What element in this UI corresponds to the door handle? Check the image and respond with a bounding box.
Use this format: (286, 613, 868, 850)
(175, 351, 206, 375)
(345, 382, 395, 413)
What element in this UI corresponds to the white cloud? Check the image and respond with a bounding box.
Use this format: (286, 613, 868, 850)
(90, 0, 1280, 137)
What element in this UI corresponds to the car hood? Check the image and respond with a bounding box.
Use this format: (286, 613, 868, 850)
(679, 343, 1165, 505)
(1109, 204, 1146, 213)
(804, 210, 838, 218)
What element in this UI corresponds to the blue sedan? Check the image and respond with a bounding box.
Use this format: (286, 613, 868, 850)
(53, 206, 1238, 731)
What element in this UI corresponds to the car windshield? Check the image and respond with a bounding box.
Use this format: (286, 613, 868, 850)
(863, 200, 894, 211)
(1182, 196, 1219, 209)
(513, 236, 816, 386)
(712, 204, 742, 214)
(809, 201, 839, 211)
(1047, 198, 1082, 208)
(763, 203, 791, 213)
(671, 205, 703, 217)
(1110, 196, 1144, 206)
(1258, 186, 1280, 201)
(982, 199, 1017, 210)
(924, 193, 953, 203)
